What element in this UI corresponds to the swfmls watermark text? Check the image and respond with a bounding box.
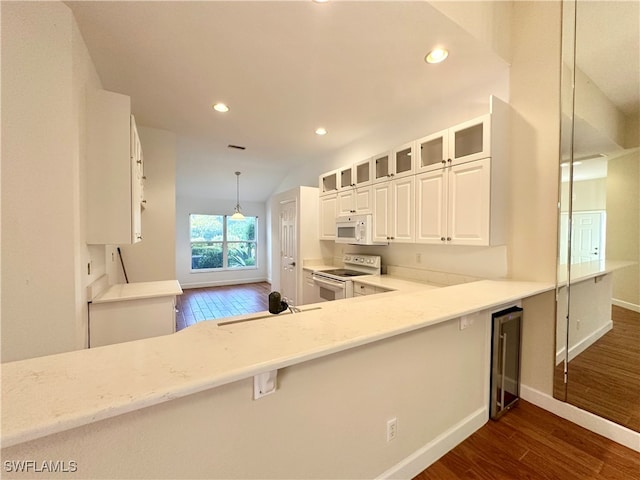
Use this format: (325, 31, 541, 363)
(4, 460, 78, 474)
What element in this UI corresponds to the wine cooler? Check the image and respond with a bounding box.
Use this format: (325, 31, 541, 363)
(490, 306, 523, 419)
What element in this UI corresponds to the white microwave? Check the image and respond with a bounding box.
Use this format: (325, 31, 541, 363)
(335, 214, 387, 245)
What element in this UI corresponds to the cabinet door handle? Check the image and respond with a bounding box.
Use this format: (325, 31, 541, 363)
(447, 158, 452, 163)
(440, 237, 446, 241)
(441, 160, 446, 165)
(447, 237, 451, 241)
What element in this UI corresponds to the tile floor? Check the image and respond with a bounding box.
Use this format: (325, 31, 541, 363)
(176, 282, 272, 331)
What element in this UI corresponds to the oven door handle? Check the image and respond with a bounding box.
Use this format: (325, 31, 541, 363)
(312, 275, 346, 292)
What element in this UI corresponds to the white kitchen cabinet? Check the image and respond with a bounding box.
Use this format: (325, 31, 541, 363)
(338, 165, 355, 190)
(352, 281, 391, 296)
(416, 115, 491, 174)
(354, 158, 373, 187)
(337, 186, 373, 215)
(416, 158, 494, 246)
(372, 151, 393, 183)
(373, 144, 415, 183)
(89, 280, 182, 348)
(391, 141, 416, 179)
(319, 170, 339, 196)
(372, 176, 415, 243)
(302, 269, 321, 305)
(416, 96, 508, 246)
(319, 194, 337, 240)
(86, 89, 144, 245)
(416, 168, 448, 243)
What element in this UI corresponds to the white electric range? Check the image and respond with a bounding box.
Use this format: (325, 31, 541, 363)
(312, 254, 381, 302)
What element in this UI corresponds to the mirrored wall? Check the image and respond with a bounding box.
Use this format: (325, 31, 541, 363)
(555, 0, 640, 432)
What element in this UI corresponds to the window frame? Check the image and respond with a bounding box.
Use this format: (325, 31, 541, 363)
(189, 214, 258, 272)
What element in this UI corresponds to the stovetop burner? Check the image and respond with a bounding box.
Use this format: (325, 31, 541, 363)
(318, 269, 370, 278)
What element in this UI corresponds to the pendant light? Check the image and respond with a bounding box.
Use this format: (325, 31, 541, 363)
(231, 171, 245, 220)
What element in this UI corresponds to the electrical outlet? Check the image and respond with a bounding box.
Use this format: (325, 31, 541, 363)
(416, 253, 422, 264)
(460, 315, 474, 330)
(386, 417, 397, 442)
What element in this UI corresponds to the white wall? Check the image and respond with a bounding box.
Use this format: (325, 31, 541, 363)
(606, 150, 640, 309)
(111, 126, 177, 284)
(508, 1, 561, 396)
(1, 1, 103, 361)
(175, 195, 267, 288)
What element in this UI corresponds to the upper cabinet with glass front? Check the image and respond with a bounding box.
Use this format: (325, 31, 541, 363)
(319, 170, 338, 196)
(416, 115, 491, 173)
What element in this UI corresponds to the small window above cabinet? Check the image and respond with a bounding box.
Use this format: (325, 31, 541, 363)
(319, 170, 338, 196)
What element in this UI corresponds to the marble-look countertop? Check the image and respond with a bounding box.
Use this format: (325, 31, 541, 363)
(1, 279, 553, 448)
(556, 259, 636, 286)
(91, 280, 183, 304)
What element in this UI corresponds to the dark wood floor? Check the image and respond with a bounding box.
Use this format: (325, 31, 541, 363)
(554, 306, 640, 432)
(176, 282, 271, 331)
(415, 400, 640, 479)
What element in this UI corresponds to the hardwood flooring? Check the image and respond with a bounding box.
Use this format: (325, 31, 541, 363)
(176, 282, 271, 331)
(554, 306, 640, 432)
(414, 400, 640, 479)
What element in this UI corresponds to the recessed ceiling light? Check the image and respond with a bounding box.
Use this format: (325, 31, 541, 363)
(213, 103, 229, 113)
(315, 127, 327, 136)
(425, 48, 449, 64)
(312, 0, 329, 3)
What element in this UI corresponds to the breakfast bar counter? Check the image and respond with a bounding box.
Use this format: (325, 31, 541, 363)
(1, 279, 553, 449)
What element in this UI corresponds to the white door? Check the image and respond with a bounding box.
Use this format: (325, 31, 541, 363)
(372, 182, 391, 242)
(280, 200, 297, 305)
(319, 194, 337, 240)
(571, 211, 604, 263)
(391, 176, 415, 242)
(447, 158, 491, 245)
(416, 169, 447, 244)
(337, 190, 355, 215)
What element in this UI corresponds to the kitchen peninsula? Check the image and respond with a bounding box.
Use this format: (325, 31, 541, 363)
(1, 278, 553, 478)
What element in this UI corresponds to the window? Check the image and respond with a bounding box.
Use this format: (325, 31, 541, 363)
(190, 214, 257, 271)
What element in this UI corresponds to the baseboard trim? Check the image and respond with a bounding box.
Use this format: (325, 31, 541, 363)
(520, 384, 640, 452)
(612, 298, 640, 313)
(555, 320, 613, 365)
(376, 407, 487, 479)
(180, 277, 269, 289)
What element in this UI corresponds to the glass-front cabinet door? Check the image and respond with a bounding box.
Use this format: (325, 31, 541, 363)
(354, 158, 372, 187)
(449, 114, 491, 165)
(339, 165, 354, 190)
(416, 129, 448, 173)
(373, 151, 392, 183)
(392, 141, 415, 178)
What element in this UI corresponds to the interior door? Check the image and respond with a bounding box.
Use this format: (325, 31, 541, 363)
(570, 211, 604, 263)
(280, 200, 297, 305)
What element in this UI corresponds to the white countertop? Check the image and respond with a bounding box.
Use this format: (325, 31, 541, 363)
(556, 259, 636, 286)
(91, 280, 183, 304)
(1, 278, 553, 448)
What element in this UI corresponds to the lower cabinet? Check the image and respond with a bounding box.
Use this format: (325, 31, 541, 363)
(302, 270, 321, 305)
(352, 281, 390, 297)
(89, 295, 177, 348)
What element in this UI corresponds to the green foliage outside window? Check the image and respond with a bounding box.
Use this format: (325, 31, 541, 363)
(190, 215, 257, 270)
